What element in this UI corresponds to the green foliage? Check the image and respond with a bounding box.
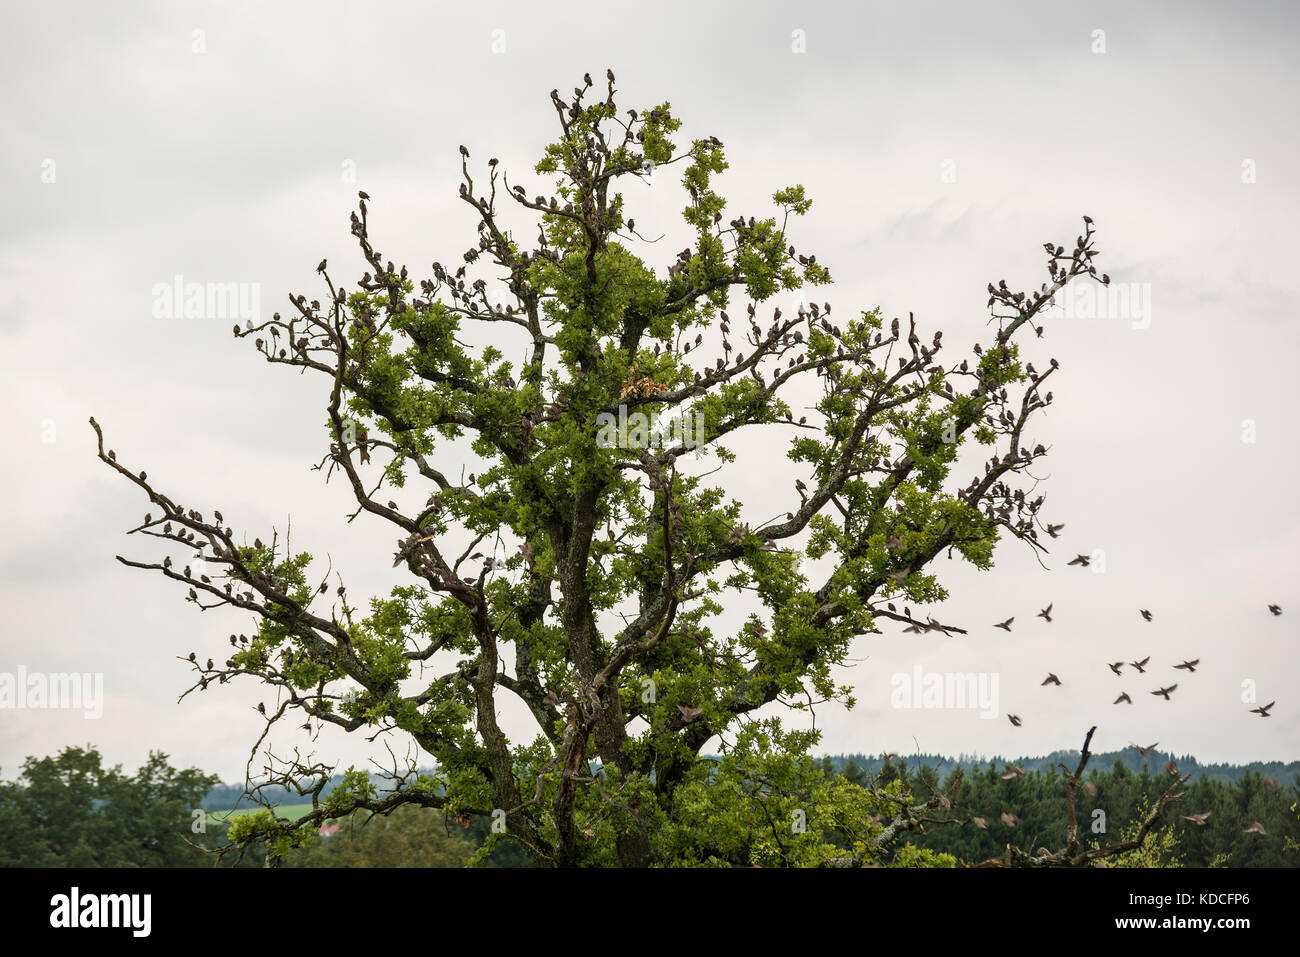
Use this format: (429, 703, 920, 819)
(0, 745, 217, 868)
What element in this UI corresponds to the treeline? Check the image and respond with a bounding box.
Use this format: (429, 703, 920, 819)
(822, 748, 1300, 786)
(819, 756, 1300, 867)
(4, 745, 1295, 867)
(0, 745, 525, 868)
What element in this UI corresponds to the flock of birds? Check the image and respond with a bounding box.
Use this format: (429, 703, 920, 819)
(995, 598, 1282, 725)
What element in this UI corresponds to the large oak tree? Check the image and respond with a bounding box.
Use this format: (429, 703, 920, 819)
(93, 71, 1137, 867)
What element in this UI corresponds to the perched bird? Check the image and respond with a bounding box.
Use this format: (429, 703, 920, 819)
(1041, 673, 1061, 687)
(1113, 692, 1132, 704)
(316, 259, 327, 274)
(1183, 812, 1211, 825)
(993, 617, 1014, 632)
(257, 702, 266, 715)
(1151, 685, 1178, 700)
(1244, 822, 1267, 835)
(1140, 609, 1153, 622)
(1173, 659, 1199, 672)
(1268, 604, 1282, 616)
(1067, 554, 1090, 567)
(1249, 701, 1275, 717)
(1108, 662, 1124, 676)
(1130, 656, 1150, 673)
(1037, 603, 1053, 623)
(1007, 714, 1022, 727)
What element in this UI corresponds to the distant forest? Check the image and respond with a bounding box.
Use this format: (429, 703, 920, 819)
(3, 745, 1295, 867)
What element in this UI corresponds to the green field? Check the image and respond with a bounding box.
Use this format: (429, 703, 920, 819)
(206, 802, 316, 826)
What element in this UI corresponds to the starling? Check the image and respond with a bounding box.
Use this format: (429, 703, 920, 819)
(1037, 603, 1053, 623)
(993, 617, 1013, 631)
(1249, 701, 1275, 717)
(1129, 656, 1150, 673)
(1007, 714, 1021, 727)
(1151, 685, 1177, 700)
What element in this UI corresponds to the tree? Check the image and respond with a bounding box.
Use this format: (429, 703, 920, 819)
(91, 71, 1115, 867)
(0, 746, 217, 867)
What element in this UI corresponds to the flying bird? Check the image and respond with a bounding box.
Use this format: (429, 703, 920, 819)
(1130, 656, 1150, 673)
(1067, 554, 1090, 567)
(1173, 659, 1199, 672)
(1244, 822, 1267, 835)
(1249, 701, 1275, 717)
(677, 704, 703, 722)
(994, 617, 1014, 631)
(1000, 812, 1018, 827)
(1000, 764, 1025, 779)
(1113, 692, 1132, 704)
(1183, 812, 1211, 826)
(1138, 742, 1159, 758)
(1046, 523, 1065, 538)
(1140, 609, 1152, 622)
(1108, 662, 1124, 676)
(1268, 604, 1282, 616)
(1151, 685, 1178, 700)
(1007, 714, 1022, 727)
(1037, 603, 1053, 622)
(1041, 673, 1061, 686)
(971, 816, 987, 829)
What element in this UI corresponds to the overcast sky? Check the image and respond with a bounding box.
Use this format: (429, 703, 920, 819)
(1, 0, 1296, 784)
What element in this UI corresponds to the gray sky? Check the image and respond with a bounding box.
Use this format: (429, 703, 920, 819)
(1, 0, 1296, 783)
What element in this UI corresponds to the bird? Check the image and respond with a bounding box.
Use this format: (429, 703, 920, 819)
(1007, 714, 1022, 727)
(1268, 604, 1282, 616)
(257, 702, 266, 715)
(677, 704, 703, 722)
(1037, 603, 1053, 622)
(1081, 780, 1098, 797)
(1244, 822, 1267, 835)
(1108, 661, 1124, 676)
(1130, 656, 1150, 673)
(1183, 812, 1211, 825)
(1249, 701, 1275, 717)
(1041, 673, 1061, 686)
(205, 658, 213, 671)
(994, 617, 1014, 631)
(1173, 659, 1199, 672)
(1137, 743, 1158, 758)
(1140, 609, 1152, 622)
(1045, 523, 1065, 538)
(971, 816, 987, 829)
(316, 259, 327, 274)
(358, 190, 369, 201)
(1113, 692, 1132, 704)
(1000, 764, 1025, 779)
(1000, 812, 1018, 827)
(1067, 554, 1090, 567)
(1151, 685, 1178, 700)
